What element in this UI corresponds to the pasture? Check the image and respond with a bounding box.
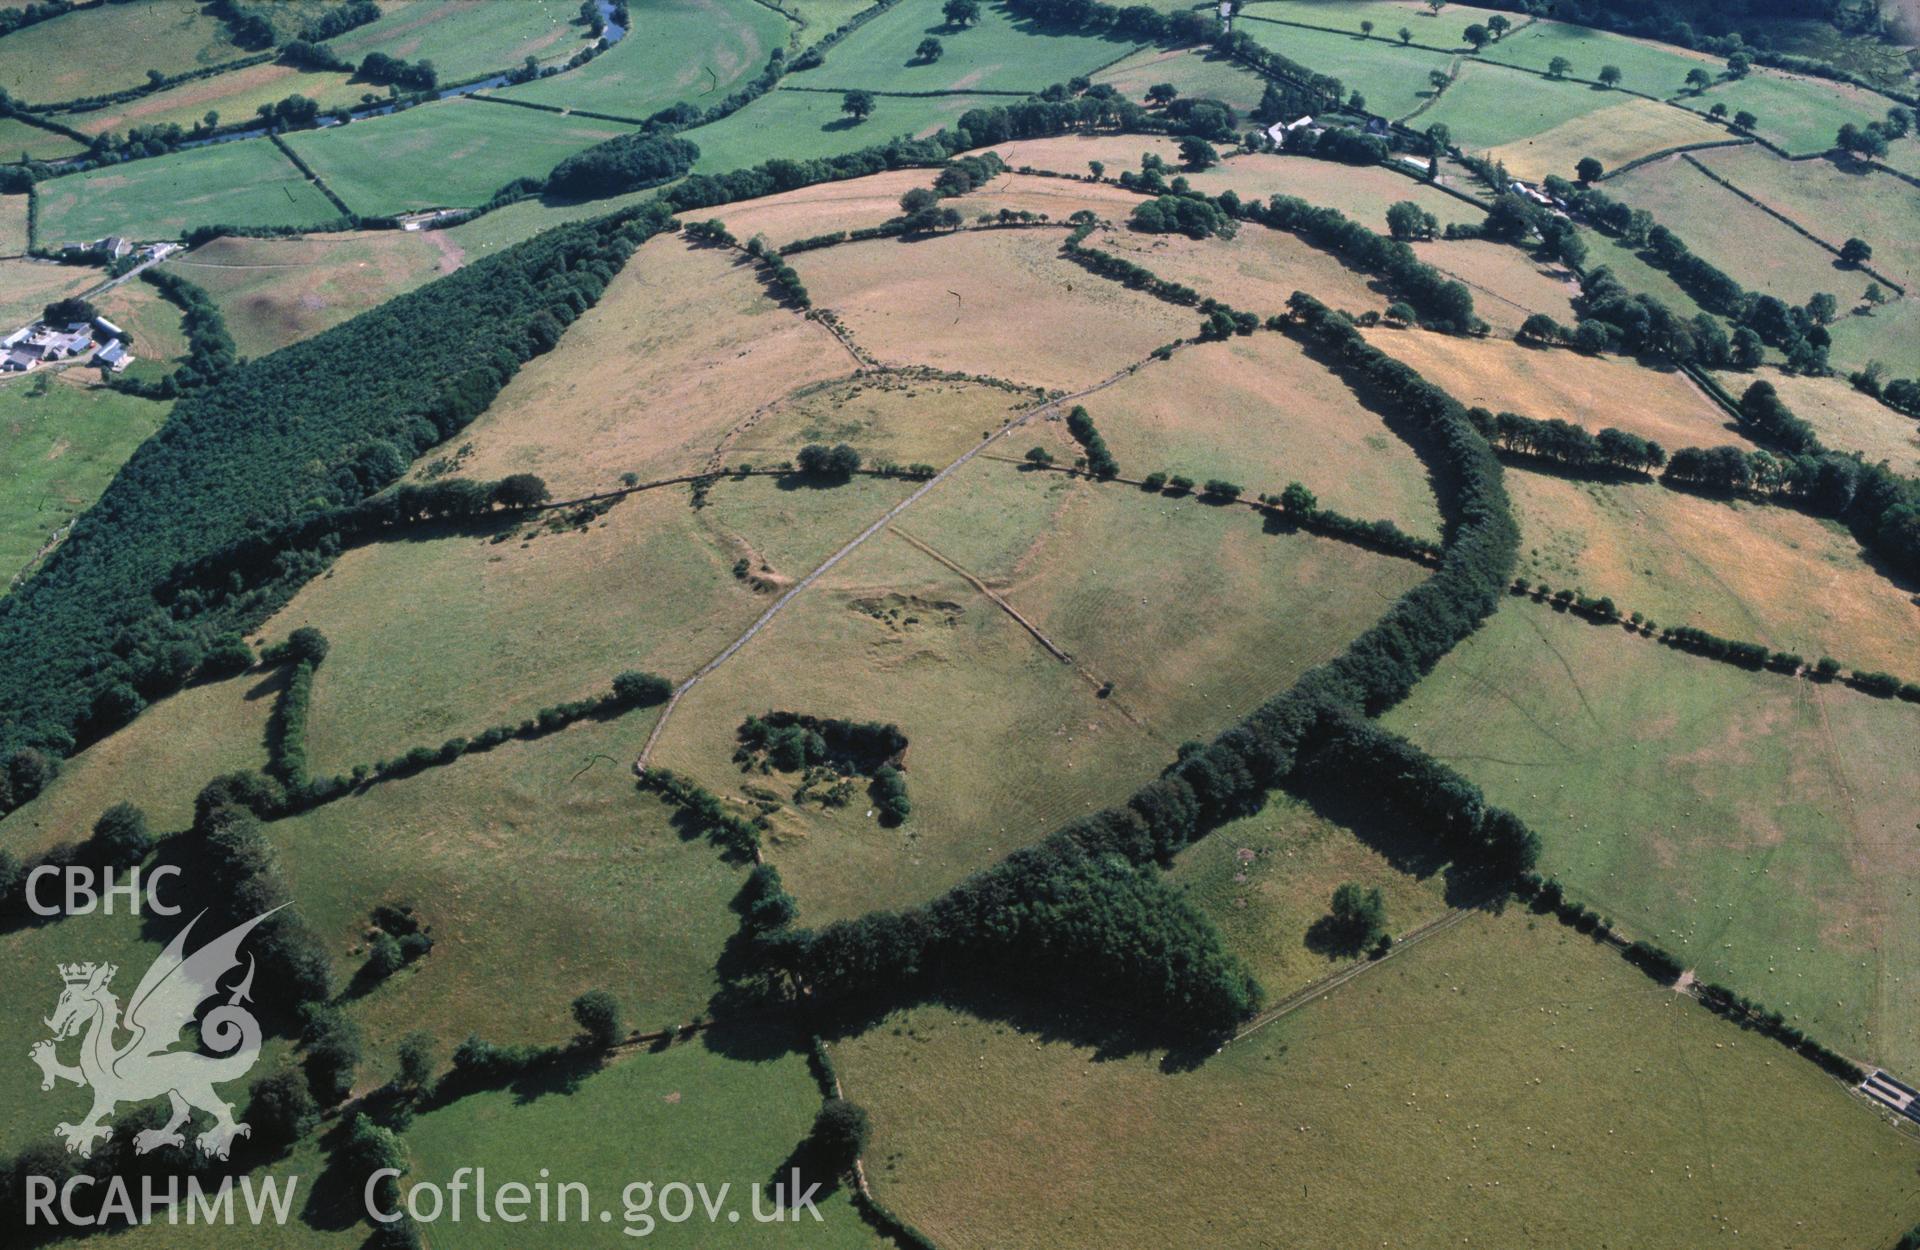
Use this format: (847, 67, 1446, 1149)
(1386, 603, 1920, 1073)
(1715, 367, 1920, 472)
(1693, 144, 1920, 293)
(0, 116, 83, 164)
(316, 0, 597, 85)
(1182, 153, 1485, 235)
(171, 229, 464, 358)
(1479, 95, 1728, 184)
(1090, 333, 1444, 539)
(1087, 218, 1386, 323)
(91, 277, 189, 362)
(1482, 16, 1724, 93)
(281, 99, 635, 216)
(1682, 69, 1896, 156)
(492, 0, 789, 121)
(791, 227, 1196, 389)
(740, 373, 1031, 470)
(34, 140, 340, 242)
(0, 194, 26, 255)
(1828, 294, 1920, 378)
(682, 85, 975, 173)
(1408, 236, 1578, 335)
(1608, 153, 1871, 307)
(1092, 46, 1268, 117)
(796, 0, 1140, 95)
(1238, 17, 1456, 121)
(0, 0, 251, 106)
(964, 132, 1185, 178)
(832, 902, 1920, 1249)
(50, 63, 365, 140)
(1242, 0, 1514, 42)
(1418, 59, 1622, 149)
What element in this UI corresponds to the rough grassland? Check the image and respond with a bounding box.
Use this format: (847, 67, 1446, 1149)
(1362, 328, 1742, 451)
(1419, 59, 1627, 149)
(738, 373, 1032, 470)
(450, 233, 852, 494)
(0, 259, 98, 331)
(1182, 153, 1485, 235)
(1091, 45, 1268, 117)
(1239, 17, 1455, 121)
(951, 172, 1149, 223)
(793, 228, 1195, 390)
(269, 720, 742, 1074)
(494, 0, 789, 119)
(52, 62, 364, 139)
(1682, 69, 1894, 156)
(171, 229, 463, 358)
(0, 374, 167, 592)
(1386, 603, 1920, 1073)
(400, 1029, 883, 1249)
(1608, 154, 1870, 307)
(1409, 237, 1579, 335)
(1089, 219, 1385, 322)
(317, 0, 597, 84)
(1694, 144, 1920, 293)
(801, 0, 1140, 95)
(0, 0, 251, 104)
(1717, 367, 1920, 473)
(0, 116, 83, 164)
(683, 86, 976, 173)
(282, 99, 636, 216)
(1089, 334, 1443, 539)
(833, 905, 1920, 1250)
(1505, 469, 1920, 674)
(1481, 95, 1728, 184)
(35, 140, 339, 242)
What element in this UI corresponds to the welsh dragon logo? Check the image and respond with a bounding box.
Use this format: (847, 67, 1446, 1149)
(30, 907, 278, 1160)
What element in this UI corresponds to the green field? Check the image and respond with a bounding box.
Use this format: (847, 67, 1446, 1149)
(48, 62, 369, 141)
(1239, 0, 1513, 42)
(1386, 602, 1920, 1074)
(0, 0, 252, 106)
(1092, 45, 1269, 116)
(1829, 294, 1920, 377)
(494, 0, 789, 119)
(798, 0, 1141, 94)
(317, 0, 597, 84)
(1682, 69, 1895, 156)
(778, 0, 880, 51)
(34, 140, 340, 242)
(1239, 16, 1456, 120)
(1418, 58, 1629, 147)
(1694, 144, 1920, 293)
(833, 903, 1920, 1249)
(283, 99, 636, 215)
(1482, 16, 1723, 93)
(0, 115, 84, 164)
(0, 375, 167, 590)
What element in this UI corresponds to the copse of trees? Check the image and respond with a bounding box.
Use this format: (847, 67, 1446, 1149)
(1064, 405, 1117, 478)
(109, 269, 237, 399)
(1465, 407, 1667, 474)
(796, 442, 861, 480)
(356, 51, 438, 92)
(1130, 194, 1234, 239)
(547, 134, 700, 199)
(1254, 196, 1477, 333)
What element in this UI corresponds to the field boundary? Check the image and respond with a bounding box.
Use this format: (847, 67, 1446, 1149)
(268, 132, 355, 220)
(1678, 151, 1907, 295)
(469, 93, 652, 127)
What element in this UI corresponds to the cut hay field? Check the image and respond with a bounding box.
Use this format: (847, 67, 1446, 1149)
(793, 227, 1195, 389)
(282, 99, 635, 216)
(1182, 153, 1485, 235)
(0, 0, 251, 105)
(1681, 68, 1896, 156)
(1089, 334, 1443, 539)
(1238, 17, 1455, 121)
(1363, 329, 1742, 451)
(0, 115, 83, 164)
(51, 62, 364, 139)
(0, 258, 97, 331)
(318, 0, 597, 84)
(1480, 94, 1728, 184)
(833, 903, 1920, 1250)
(1091, 45, 1267, 116)
(171, 229, 464, 358)
(492, 0, 789, 120)
(1088, 219, 1385, 323)
(1716, 367, 1920, 472)
(800, 0, 1140, 95)
(1693, 145, 1920, 293)
(1386, 603, 1920, 1074)
(651, 459, 1423, 923)
(1504, 470, 1920, 675)
(449, 232, 852, 493)
(268, 719, 743, 1070)
(1409, 236, 1578, 335)
(34, 140, 340, 243)
(1607, 153, 1871, 308)
(683, 85, 975, 173)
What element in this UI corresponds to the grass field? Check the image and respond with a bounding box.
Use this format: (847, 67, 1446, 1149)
(1182, 152, 1485, 235)
(0, 0, 251, 106)
(1715, 366, 1920, 472)
(1090, 218, 1387, 322)
(798, 0, 1139, 95)
(1090, 334, 1444, 539)
(493, 0, 789, 121)
(792, 227, 1195, 390)
(1504, 469, 1920, 674)
(739, 373, 1031, 470)
(1238, 17, 1456, 121)
(50, 62, 367, 140)
(1408, 236, 1578, 335)
(1242, 0, 1514, 42)
(1387, 602, 1920, 1073)
(1362, 329, 1742, 451)
(0, 259, 97, 331)
(0, 194, 26, 255)
(450, 232, 852, 494)
(1482, 16, 1724, 93)
(317, 0, 597, 84)
(35, 140, 340, 242)
(1420, 59, 1626, 148)
(1580, 223, 1716, 324)
(1693, 145, 1920, 293)
(1480, 94, 1728, 184)
(1828, 294, 1920, 378)
(683, 86, 976, 173)
(964, 132, 1185, 178)
(0, 115, 84, 164)
(1682, 68, 1895, 156)
(1091, 45, 1268, 117)
(833, 902, 1920, 1249)
(91, 278, 188, 362)
(777, 0, 874, 51)
(282, 99, 635, 216)
(1608, 153, 1871, 308)
(171, 229, 463, 358)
